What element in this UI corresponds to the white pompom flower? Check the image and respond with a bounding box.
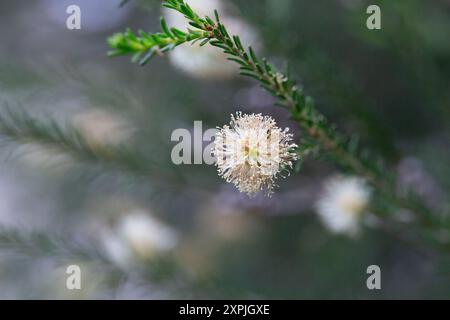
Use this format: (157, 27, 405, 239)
(213, 112, 298, 196)
(164, 0, 258, 79)
(315, 176, 372, 236)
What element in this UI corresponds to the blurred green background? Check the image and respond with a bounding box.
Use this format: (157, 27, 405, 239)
(0, 0, 449, 299)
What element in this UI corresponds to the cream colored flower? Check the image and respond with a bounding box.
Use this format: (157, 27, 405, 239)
(315, 176, 371, 236)
(213, 112, 298, 196)
(164, 0, 259, 79)
(101, 210, 178, 266)
(116, 210, 178, 259)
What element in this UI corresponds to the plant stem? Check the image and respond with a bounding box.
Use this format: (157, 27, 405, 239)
(108, 0, 448, 250)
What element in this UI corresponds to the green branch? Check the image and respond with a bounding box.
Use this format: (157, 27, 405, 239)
(108, 18, 210, 65)
(0, 226, 187, 286)
(0, 226, 115, 267)
(108, 0, 448, 250)
(0, 108, 184, 185)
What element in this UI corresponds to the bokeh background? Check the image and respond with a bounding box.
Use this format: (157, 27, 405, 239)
(0, 0, 449, 299)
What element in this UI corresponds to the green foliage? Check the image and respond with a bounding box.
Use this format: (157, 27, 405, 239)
(0, 225, 112, 266)
(0, 108, 179, 183)
(106, 0, 449, 252)
(108, 21, 209, 65)
(0, 0, 448, 298)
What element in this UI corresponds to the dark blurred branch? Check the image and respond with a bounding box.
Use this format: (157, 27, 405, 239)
(0, 107, 185, 185)
(0, 225, 192, 294)
(0, 226, 114, 267)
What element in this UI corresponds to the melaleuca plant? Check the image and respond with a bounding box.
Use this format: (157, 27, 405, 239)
(108, 0, 449, 251)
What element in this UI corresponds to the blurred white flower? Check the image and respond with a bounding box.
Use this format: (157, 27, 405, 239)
(102, 210, 178, 266)
(72, 109, 132, 148)
(117, 210, 178, 258)
(315, 176, 371, 236)
(213, 112, 298, 196)
(164, 0, 259, 79)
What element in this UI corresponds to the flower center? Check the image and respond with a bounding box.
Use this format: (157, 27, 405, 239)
(248, 147, 259, 159)
(339, 196, 365, 216)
